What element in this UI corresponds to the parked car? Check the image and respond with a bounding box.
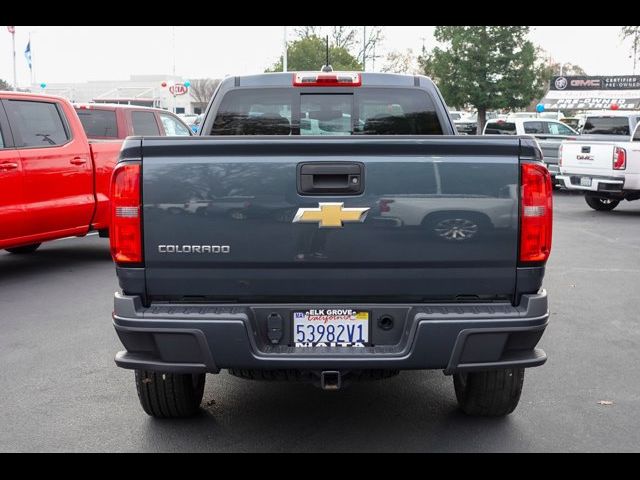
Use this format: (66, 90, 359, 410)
(450, 111, 477, 135)
(109, 71, 552, 419)
(178, 113, 201, 133)
(191, 113, 204, 133)
(178, 113, 199, 123)
(74, 103, 192, 139)
(557, 118, 640, 211)
(483, 117, 579, 185)
(559, 117, 582, 132)
(0, 91, 123, 253)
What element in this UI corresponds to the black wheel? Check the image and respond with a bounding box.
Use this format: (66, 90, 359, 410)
(453, 368, 525, 417)
(134, 370, 205, 418)
(585, 195, 619, 211)
(5, 243, 41, 254)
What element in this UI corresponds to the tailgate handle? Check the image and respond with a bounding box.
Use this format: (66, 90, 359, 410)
(581, 146, 591, 153)
(298, 162, 364, 195)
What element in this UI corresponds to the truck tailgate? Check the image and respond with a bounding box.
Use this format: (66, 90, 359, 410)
(561, 141, 615, 174)
(141, 137, 521, 302)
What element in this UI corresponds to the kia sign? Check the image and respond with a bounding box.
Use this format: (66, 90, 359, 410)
(551, 75, 640, 91)
(169, 83, 188, 96)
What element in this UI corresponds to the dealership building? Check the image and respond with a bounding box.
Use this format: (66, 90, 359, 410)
(29, 74, 209, 114)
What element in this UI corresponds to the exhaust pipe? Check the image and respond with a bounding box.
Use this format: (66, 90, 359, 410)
(320, 371, 342, 391)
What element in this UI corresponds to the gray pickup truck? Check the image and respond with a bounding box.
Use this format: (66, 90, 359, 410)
(110, 71, 553, 418)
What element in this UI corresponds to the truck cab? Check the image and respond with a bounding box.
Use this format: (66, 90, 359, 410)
(73, 103, 192, 139)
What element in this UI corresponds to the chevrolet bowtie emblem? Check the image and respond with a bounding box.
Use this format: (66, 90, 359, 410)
(292, 202, 370, 228)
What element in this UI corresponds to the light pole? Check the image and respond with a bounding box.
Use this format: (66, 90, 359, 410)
(10, 27, 17, 91)
(362, 26, 367, 71)
(172, 26, 176, 113)
(633, 36, 638, 75)
(283, 26, 288, 72)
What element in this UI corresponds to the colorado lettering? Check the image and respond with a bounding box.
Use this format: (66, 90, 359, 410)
(158, 245, 230, 254)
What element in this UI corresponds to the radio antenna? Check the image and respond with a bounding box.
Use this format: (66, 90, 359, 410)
(321, 36, 333, 72)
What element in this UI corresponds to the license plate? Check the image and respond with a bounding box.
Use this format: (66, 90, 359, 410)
(580, 177, 592, 187)
(293, 309, 369, 347)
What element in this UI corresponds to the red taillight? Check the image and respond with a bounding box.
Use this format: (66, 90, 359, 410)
(520, 163, 553, 264)
(110, 162, 142, 264)
(293, 72, 361, 87)
(613, 147, 626, 170)
(379, 199, 394, 213)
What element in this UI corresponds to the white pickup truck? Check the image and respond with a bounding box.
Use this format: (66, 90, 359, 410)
(557, 113, 640, 211)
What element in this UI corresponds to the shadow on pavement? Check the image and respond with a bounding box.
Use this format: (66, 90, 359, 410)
(608, 208, 640, 217)
(138, 370, 520, 452)
(0, 238, 112, 284)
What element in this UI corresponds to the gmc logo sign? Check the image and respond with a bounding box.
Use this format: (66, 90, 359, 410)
(571, 79, 601, 88)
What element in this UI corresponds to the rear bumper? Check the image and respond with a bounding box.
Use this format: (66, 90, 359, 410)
(113, 291, 549, 375)
(556, 174, 624, 192)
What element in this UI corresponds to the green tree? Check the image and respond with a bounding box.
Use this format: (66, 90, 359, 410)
(0, 78, 11, 91)
(266, 35, 362, 72)
(418, 26, 547, 132)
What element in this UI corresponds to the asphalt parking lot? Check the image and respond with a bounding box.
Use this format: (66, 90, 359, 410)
(1, 190, 639, 452)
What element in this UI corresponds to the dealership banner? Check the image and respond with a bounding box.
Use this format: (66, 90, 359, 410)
(540, 75, 640, 110)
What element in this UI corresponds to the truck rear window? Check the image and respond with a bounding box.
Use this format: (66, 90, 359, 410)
(484, 122, 517, 135)
(75, 109, 118, 138)
(582, 117, 630, 135)
(210, 88, 443, 135)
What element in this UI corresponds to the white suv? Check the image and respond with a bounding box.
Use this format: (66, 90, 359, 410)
(483, 117, 579, 184)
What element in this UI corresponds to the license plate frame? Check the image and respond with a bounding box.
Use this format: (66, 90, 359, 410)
(292, 309, 370, 347)
(580, 177, 592, 187)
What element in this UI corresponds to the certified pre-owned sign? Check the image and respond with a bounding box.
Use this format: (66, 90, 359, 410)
(551, 75, 640, 91)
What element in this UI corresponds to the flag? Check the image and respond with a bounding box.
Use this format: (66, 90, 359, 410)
(24, 41, 32, 70)
(7, 26, 15, 34)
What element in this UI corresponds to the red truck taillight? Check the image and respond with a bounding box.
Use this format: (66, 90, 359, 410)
(613, 147, 626, 170)
(110, 162, 142, 264)
(520, 163, 553, 264)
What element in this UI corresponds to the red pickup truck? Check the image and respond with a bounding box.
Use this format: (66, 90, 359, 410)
(0, 91, 124, 253)
(0, 93, 194, 254)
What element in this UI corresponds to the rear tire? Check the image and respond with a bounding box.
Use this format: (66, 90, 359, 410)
(585, 195, 619, 211)
(5, 243, 41, 254)
(134, 370, 205, 418)
(453, 368, 525, 417)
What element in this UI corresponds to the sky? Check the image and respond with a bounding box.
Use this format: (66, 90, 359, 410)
(0, 26, 637, 87)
